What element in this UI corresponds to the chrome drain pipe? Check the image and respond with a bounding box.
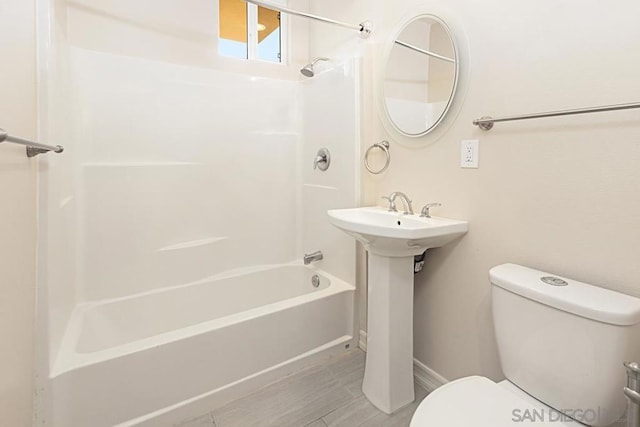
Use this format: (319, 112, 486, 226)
(624, 362, 640, 427)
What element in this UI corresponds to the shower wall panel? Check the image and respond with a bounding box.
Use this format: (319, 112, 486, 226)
(69, 48, 300, 300)
(300, 60, 360, 286)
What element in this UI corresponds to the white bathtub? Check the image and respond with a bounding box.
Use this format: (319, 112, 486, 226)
(51, 264, 355, 426)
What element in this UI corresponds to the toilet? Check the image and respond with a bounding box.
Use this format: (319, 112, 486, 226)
(411, 263, 640, 427)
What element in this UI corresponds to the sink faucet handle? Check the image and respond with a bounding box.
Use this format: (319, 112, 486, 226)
(381, 196, 397, 212)
(420, 202, 442, 218)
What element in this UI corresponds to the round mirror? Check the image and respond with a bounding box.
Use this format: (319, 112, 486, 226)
(382, 14, 459, 138)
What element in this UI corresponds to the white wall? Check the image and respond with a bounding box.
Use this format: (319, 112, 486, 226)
(0, 0, 37, 424)
(310, 0, 640, 382)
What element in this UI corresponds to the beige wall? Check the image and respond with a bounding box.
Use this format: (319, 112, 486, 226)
(311, 0, 640, 382)
(0, 0, 37, 424)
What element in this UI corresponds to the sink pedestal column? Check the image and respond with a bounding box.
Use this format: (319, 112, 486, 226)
(362, 253, 415, 414)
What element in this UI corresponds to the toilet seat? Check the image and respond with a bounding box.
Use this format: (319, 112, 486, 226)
(410, 376, 574, 426)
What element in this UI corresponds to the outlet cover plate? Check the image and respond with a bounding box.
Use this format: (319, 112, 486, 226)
(461, 139, 479, 168)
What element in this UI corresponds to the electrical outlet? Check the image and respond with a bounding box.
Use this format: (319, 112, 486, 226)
(460, 139, 479, 168)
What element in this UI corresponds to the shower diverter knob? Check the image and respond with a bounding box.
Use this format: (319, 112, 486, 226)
(313, 147, 331, 171)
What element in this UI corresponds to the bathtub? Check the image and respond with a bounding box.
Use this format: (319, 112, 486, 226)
(51, 264, 356, 426)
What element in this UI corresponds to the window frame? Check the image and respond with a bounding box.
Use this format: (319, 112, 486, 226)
(219, 0, 288, 64)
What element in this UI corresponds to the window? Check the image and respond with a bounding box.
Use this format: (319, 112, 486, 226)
(219, 0, 284, 63)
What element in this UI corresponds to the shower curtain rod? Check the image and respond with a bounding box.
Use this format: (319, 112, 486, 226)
(394, 40, 455, 63)
(0, 128, 64, 157)
(240, 0, 372, 38)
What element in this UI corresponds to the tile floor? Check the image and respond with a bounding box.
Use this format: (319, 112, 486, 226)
(176, 349, 428, 427)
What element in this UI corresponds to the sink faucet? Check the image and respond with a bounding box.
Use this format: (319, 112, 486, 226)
(304, 250, 323, 265)
(420, 202, 442, 218)
(385, 192, 413, 215)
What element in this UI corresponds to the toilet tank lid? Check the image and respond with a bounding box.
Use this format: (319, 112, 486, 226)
(490, 263, 640, 326)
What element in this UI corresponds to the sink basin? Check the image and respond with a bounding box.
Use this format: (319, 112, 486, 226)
(328, 207, 468, 257)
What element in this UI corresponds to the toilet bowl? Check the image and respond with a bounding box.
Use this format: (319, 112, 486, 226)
(411, 377, 573, 426)
(410, 264, 640, 427)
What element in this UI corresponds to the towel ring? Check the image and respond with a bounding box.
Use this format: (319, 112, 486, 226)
(364, 140, 390, 174)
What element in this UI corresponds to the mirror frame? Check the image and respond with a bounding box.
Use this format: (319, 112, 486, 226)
(378, 12, 463, 142)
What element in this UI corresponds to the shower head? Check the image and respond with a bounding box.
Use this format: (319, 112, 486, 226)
(300, 57, 330, 78)
(300, 65, 315, 78)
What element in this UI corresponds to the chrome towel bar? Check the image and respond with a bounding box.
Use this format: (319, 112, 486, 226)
(0, 128, 64, 157)
(473, 101, 640, 130)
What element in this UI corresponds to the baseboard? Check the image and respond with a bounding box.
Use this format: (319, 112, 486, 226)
(412, 358, 448, 393)
(358, 329, 448, 394)
(358, 329, 367, 351)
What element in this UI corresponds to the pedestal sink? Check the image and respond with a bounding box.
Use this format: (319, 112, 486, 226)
(327, 207, 468, 414)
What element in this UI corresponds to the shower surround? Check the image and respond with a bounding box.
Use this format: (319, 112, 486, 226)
(37, 3, 360, 424)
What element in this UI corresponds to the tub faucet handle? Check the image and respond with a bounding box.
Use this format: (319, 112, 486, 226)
(313, 148, 330, 171)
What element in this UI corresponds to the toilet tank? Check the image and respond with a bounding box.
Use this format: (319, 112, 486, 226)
(491, 264, 640, 427)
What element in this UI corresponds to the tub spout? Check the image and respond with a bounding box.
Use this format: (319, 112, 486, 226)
(304, 250, 323, 265)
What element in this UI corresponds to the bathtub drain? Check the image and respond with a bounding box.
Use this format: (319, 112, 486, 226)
(311, 274, 321, 288)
